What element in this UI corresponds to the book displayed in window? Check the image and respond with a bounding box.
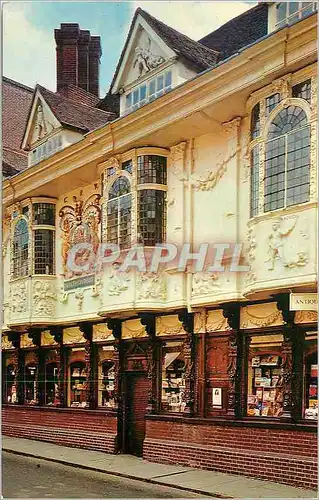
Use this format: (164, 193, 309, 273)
(70, 362, 88, 407)
(161, 343, 186, 413)
(99, 361, 116, 408)
(304, 350, 318, 420)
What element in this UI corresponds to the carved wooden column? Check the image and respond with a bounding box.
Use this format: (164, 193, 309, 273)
(79, 322, 96, 409)
(7, 332, 24, 405)
(178, 310, 195, 416)
(140, 313, 160, 414)
(274, 293, 296, 420)
(50, 326, 66, 407)
(222, 303, 241, 418)
(106, 319, 122, 412)
(27, 329, 44, 405)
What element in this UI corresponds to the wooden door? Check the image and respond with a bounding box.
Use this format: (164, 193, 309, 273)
(125, 373, 149, 456)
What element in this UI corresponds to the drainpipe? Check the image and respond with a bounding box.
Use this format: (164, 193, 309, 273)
(186, 138, 194, 313)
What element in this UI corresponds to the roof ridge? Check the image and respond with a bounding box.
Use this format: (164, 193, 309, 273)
(3, 76, 34, 93)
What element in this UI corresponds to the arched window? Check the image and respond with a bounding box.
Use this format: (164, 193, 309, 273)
(264, 106, 310, 212)
(12, 219, 29, 278)
(107, 176, 132, 249)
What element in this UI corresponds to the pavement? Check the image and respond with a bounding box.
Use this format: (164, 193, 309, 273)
(2, 436, 317, 499)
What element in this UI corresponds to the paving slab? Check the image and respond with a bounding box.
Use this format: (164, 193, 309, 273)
(2, 436, 317, 499)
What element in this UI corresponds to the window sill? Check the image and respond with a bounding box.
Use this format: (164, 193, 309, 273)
(248, 200, 317, 225)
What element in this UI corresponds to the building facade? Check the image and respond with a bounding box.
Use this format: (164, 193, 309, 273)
(2, 3, 318, 490)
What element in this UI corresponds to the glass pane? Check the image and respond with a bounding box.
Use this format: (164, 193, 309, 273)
(34, 229, 54, 274)
(157, 74, 164, 91)
(286, 126, 310, 206)
(25, 365, 37, 404)
(250, 145, 260, 217)
(119, 194, 132, 248)
(288, 2, 298, 14)
(12, 219, 29, 278)
(267, 106, 308, 140)
(133, 89, 139, 105)
(138, 190, 166, 246)
(162, 341, 186, 413)
(122, 160, 132, 174)
(247, 334, 284, 418)
(33, 203, 55, 226)
(265, 93, 281, 116)
(108, 176, 131, 199)
(292, 79, 311, 103)
(140, 85, 146, 100)
(137, 155, 167, 185)
(98, 359, 116, 408)
(276, 2, 287, 22)
(149, 79, 156, 96)
(45, 362, 58, 406)
(4, 365, 16, 403)
(70, 362, 88, 407)
(304, 340, 318, 420)
(165, 71, 172, 87)
(264, 137, 285, 212)
(107, 199, 118, 245)
(126, 93, 132, 108)
(251, 103, 260, 140)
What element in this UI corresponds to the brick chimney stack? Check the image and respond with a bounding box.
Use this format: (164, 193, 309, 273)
(54, 23, 101, 97)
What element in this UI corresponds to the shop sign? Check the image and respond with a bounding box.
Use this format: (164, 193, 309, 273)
(290, 293, 318, 311)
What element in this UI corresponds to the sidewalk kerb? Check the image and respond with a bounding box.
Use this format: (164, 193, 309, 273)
(3, 448, 233, 499)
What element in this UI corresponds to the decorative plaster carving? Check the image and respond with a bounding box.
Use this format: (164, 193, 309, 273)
(310, 121, 317, 200)
(122, 319, 147, 339)
(222, 117, 241, 137)
(75, 290, 84, 311)
(2, 335, 14, 350)
(272, 76, 291, 99)
(137, 273, 166, 300)
(156, 314, 185, 336)
(34, 102, 54, 140)
(10, 281, 28, 314)
(41, 330, 57, 346)
(240, 306, 282, 329)
(245, 227, 257, 285)
(194, 310, 206, 333)
(173, 145, 240, 191)
(192, 272, 220, 296)
(63, 327, 85, 344)
(32, 281, 57, 316)
(265, 216, 308, 270)
(206, 309, 230, 332)
(107, 265, 131, 296)
(21, 333, 35, 348)
(170, 142, 186, 166)
(93, 323, 114, 342)
(295, 310, 318, 324)
(133, 38, 165, 76)
(310, 75, 317, 119)
(91, 276, 103, 303)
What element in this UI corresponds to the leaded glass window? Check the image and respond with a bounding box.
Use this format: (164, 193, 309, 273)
(12, 219, 29, 278)
(251, 103, 260, 140)
(107, 176, 131, 248)
(137, 155, 167, 184)
(33, 203, 55, 226)
(264, 106, 310, 212)
(34, 229, 55, 274)
(137, 190, 166, 246)
(292, 79, 312, 103)
(250, 146, 260, 217)
(265, 93, 281, 116)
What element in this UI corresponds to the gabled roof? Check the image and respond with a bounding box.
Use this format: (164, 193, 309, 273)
(110, 7, 219, 93)
(35, 85, 116, 134)
(2, 77, 34, 177)
(199, 3, 268, 62)
(59, 84, 101, 107)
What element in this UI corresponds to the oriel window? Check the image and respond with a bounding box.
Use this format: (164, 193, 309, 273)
(12, 218, 29, 278)
(107, 176, 132, 249)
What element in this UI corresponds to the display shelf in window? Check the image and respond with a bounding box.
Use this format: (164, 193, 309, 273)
(161, 352, 186, 413)
(70, 362, 88, 408)
(304, 349, 318, 420)
(98, 361, 116, 408)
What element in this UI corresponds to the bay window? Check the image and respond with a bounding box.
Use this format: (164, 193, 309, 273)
(12, 218, 29, 278)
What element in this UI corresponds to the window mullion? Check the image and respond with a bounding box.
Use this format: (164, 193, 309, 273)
(284, 134, 288, 208)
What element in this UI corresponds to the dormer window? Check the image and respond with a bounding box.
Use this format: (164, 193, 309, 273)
(30, 135, 63, 167)
(276, 2, 317, 28)
(124, 69, 172, 115)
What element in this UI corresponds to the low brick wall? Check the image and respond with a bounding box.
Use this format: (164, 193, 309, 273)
(2, 405, 118, 453)
(143, 417, 317, 490)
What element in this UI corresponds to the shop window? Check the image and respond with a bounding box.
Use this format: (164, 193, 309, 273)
(107, 176, 132, 249)
(98, 361, 115, 408)
(12, 218, 29, 278)
(4, 365, 16, 403)
(161, 341, 186, 413)
(304, 337, 318, 420)
(292, 79, 312, 103)
(69, 361, 88, 407)
(247, 334, 284, 417)
(24, 365, 37, 405)
(44, 362, 58, 406)
(264, 106, 310, 212)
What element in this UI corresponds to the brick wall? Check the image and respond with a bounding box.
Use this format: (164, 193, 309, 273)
(144, 418, 317, 490)
(2, 406, 118, 453)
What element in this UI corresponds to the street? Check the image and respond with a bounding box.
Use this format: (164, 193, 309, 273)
(2, 452, 206, 498)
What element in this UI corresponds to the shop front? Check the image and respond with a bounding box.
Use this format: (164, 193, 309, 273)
(2, 295, 317, 488)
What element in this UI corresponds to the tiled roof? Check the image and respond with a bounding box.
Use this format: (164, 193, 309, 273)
(96, 92, 120, 115)
(2, 77, 33, 177)
(36, 85, 116, 133)
(58, 84, 101, 107)
(199, 4, 268, 62)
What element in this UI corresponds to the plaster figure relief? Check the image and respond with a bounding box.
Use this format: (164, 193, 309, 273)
(107, 263, 131, 296)
(137, 272, 166, 300)
(33, 281, 57, 316)
(34, 102, 54, 141)
(192, 272, 220, 297)
(265, 216, 308, 271)
(245, 227, 257, 285)
(133, 38, 165, 76)
(10, 281, 28, 314)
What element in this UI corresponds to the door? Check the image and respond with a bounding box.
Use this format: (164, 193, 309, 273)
(125, 373, 149, 456)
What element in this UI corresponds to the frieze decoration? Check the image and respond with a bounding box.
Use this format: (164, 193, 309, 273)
(137, 273, 166, 300)
(133, 38, 165, 76)
(194, 310, 206, 333)
(156, 314, 185, 336)
(295, 310, 318, 324)
(10, 281, 28, 315)
(265, 216, 309, 270)
(2, 335, 14, 350)
(240, 305, 283, 329)
(122, 319, 147, 339)
(107, 264, 131, 296)
(206, 309, 230, 332)
(20, 333, 35, 348)
(59, 193, 101, 278)
(192, 272, 220, 297)
(93, 323, 114, 342)
(173, 145, 241, 191)
(63, 327, 85, 344)
(32, 280, 57, 316)
(41, 330, 57, 346)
